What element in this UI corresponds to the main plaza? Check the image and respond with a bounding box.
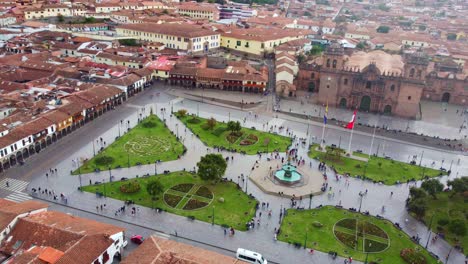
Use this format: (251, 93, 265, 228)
(0, 85, 466, 264)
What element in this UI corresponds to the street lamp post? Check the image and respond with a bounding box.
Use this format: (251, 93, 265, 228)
(309, 194, 313, 209)
(245, 175, 248, 194)
(92, 140, 96, 156)
(154, 161, 157, 175)
(358, 193, 364, 212)
(237, 175, 240, 185)
(425, 213, 435, 249)
(212, 206, 215, 225)
(445, 247, 453, 264)
(127, 153, 130, 168)
(108, 166, 112, 182)
(176, 123, 179, 138)
(304, 229, 308, 249)
(103, 179, 107, 197)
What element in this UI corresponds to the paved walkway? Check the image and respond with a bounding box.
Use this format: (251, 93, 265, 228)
(279, 93, 468, 141)
(23, 88, 466, 264)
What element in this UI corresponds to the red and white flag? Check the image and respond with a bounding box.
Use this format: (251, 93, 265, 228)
(345, 110, 357, 129)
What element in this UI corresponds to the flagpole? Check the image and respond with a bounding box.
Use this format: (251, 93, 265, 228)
(347, 124, 354, 154)
(320, 121, 326, 149)
(368, 124, 377, 159)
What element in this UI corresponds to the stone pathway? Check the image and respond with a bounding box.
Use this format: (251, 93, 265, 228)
(24, 90, 466, 264)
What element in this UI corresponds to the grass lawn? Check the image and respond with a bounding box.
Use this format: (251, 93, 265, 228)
(419, 191, 467, 250)
(81, 171, 257, 230)
(278, 206, 437, 264)
(308, 144, 443, 185)
(74, 115, 185, 174)
(178, 115, 291, 154)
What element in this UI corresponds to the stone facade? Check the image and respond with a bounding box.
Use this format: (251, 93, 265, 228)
(296, 43, 468, 118)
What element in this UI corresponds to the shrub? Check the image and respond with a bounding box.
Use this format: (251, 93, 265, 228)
(448, 219, 466, 236)
(187, 117, 201, 124)
(142, 121, 156, 128)
(312, 221, 323, 227)
(400, 248, 427, 264)
(177, 109, 187, 117)
(119, 180, 141, 193)
(95, 156, 114, 166)
(437, 218, 449, 226)
(212, 127, 227, 136)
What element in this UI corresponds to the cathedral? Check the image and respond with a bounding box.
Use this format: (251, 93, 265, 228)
(296, 42, 468, 118)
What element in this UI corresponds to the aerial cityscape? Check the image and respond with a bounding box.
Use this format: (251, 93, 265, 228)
(0, 0, 466, 263)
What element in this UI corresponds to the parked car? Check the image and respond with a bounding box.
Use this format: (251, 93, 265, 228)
(130, 235, 144, 245)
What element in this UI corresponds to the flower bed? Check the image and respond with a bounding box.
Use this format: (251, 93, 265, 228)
(336, 218, 356, 229)
(362, 221, 389, 239)
(365, 239, 389, 253)
(164, 193, 183, 208)
(195, 186, 213, 199)
(95, 156, 115, 166)
(171, 184, 194, 193)
(335, 230, 356, 249)
(400, 248, 427, 264)
(119, 180, 141, 193)
(183, 198, 209, 210)
(240, 134, 258, 146)
(226, 132, 242, 143)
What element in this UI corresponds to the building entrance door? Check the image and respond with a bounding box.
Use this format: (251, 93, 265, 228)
(359, 96, 371, 111)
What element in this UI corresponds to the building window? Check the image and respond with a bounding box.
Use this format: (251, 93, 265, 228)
(236, 40, 241, 46)
(390, 85, 395, 91)
(366, 81, 371, 89)
(326, 59, 330, 68)
(344, 78, 348, 85)
(409, 68, 415, 78)
(311, 73, 315, 79)
(408, 96, 411, 100)
(332, 60, 337, 69)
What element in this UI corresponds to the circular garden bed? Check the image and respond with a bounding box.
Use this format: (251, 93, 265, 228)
(333, 218, 390, 253)
(240, 134, 258, 146)
(163, 184, 213, 210)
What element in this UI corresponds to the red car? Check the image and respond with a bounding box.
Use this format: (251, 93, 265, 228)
(130, 235, 144, 244)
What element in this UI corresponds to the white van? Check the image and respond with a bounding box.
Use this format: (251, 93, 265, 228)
(236, 248, 267, 264)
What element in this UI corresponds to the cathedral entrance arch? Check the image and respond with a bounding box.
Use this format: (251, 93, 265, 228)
(359, 96, 371, 112)
(383, 105, 392, 115)
(339, 98, 347, 108)
(441, 92, 450, 103)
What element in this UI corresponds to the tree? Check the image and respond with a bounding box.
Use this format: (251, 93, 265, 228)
(448, 219, 466, 236)
(356, 42, 366, 50)
(57, 14, 65, 23)
(296, 54, 306, 64)
(227, 121, 241, 134)
(378, 3, 390, 11)
(197, 154, 227, 183)
(84, 17, 97, 24)
(146, 179, 164, 208)
(177, 109, 187, 117)
(447, 177, 468, 197)
(407, 198, 427, 219)
(421, 179, 444, 199)
(377, 26, 390, 33)
(409, 187, 427, 200)
(309, 45, 323, 55)
(206, 117, 217, 130)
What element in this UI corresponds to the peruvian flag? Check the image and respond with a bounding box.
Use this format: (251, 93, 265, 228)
(345, 110, 357, 129)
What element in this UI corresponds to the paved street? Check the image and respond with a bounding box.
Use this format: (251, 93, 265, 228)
(1, 85, 466, 264)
